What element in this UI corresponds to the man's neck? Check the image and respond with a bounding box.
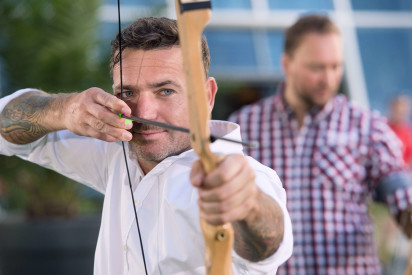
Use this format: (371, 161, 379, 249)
(284, 87, 308, 129)
(138, 159, 158, 175)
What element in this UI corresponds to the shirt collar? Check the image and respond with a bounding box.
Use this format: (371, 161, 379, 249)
(209, 120, 244, 154)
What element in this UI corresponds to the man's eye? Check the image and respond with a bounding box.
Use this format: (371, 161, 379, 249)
(124, 91, 133, 98)
(162, 89, 174, 96)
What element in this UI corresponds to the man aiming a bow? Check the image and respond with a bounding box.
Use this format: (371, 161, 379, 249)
(0, 17, 292, 274)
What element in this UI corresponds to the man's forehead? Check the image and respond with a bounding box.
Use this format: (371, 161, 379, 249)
(295, 33, 343, 60)
(299, 33, 341, 50)
(114, 47, 183, 69)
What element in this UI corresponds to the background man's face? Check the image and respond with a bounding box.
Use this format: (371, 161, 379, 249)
(285, 32, 344, 109)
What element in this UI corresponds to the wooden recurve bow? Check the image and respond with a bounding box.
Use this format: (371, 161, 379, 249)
(174, 1, 234, 274)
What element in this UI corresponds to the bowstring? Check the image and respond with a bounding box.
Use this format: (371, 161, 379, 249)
(116, 1, 148, 274)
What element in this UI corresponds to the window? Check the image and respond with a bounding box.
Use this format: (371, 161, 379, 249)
(267, 31, 285, 75)
(205, 30, 257, 73)
(351, 0, 412, 11)
(357, 28, 412, 115)
(268, 0, 333, 10)
(211, 0, 251, 10)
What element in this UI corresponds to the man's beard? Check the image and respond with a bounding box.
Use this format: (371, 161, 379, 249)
(295, 83, 335, 110)
(130, 123, 191, 163)
(299, 92, 321, 110)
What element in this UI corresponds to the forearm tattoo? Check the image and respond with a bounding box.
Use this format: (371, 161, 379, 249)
(0, 92, 54, 144)
(232, 194, 284, 262)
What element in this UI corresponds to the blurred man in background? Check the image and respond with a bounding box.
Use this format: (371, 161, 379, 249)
(230, 14, 412, 274)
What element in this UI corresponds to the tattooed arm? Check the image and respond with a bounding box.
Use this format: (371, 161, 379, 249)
(0, 88, 133, 145)
(0, 90, 67, 144)
(232, 191, 284, 262)
(191, 154, 285, 262)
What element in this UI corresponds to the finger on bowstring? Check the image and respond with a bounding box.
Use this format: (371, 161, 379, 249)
(84, 114, 132, 141)
(92, 88, 131, 116)
(89, 104, 132, 130)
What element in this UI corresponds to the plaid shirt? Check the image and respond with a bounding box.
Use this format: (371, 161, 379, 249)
(229, 86, 412, 275)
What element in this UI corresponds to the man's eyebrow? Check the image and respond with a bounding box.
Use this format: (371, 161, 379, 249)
(113, 84, 135, 94)
(148, 80, 182, 89)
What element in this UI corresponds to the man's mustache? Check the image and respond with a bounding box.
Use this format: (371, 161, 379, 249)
(131, 123, 165, 132)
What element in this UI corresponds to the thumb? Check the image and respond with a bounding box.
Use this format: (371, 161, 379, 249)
(190, 159, 205, 187)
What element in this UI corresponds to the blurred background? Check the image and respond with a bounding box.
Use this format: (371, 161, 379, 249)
(0, 0, 411, 274)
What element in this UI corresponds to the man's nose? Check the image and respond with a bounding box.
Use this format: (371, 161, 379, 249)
(134, 92, 157, 120)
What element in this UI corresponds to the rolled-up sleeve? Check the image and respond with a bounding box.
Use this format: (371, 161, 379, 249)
(0, 89, 109, 194)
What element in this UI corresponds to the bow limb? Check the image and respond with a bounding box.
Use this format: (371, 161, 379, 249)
(174, 1, 234, 274)
(406, 244, 412, 275)
(406, 235, 412, 275)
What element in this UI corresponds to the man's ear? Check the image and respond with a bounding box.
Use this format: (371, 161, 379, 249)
(205, 77, 218, 112)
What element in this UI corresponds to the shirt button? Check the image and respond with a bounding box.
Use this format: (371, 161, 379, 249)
(135, 200, 141, 206)
(122, 245, 127, 251)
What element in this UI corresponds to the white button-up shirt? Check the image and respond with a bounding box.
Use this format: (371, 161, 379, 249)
(0, 89, 293, 275)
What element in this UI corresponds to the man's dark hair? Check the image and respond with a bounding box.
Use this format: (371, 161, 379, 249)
(284, 14, 340, 57)
(110, 17, 210, 76)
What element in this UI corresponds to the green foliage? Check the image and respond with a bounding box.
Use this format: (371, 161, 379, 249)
(0, 156, 81, 218)
(0, 0, 112, 94)
(0, 0, 109, 218)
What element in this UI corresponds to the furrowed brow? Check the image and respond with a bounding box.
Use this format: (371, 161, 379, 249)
(147, 80, 182, 90)
(113, 84, 136, 95)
